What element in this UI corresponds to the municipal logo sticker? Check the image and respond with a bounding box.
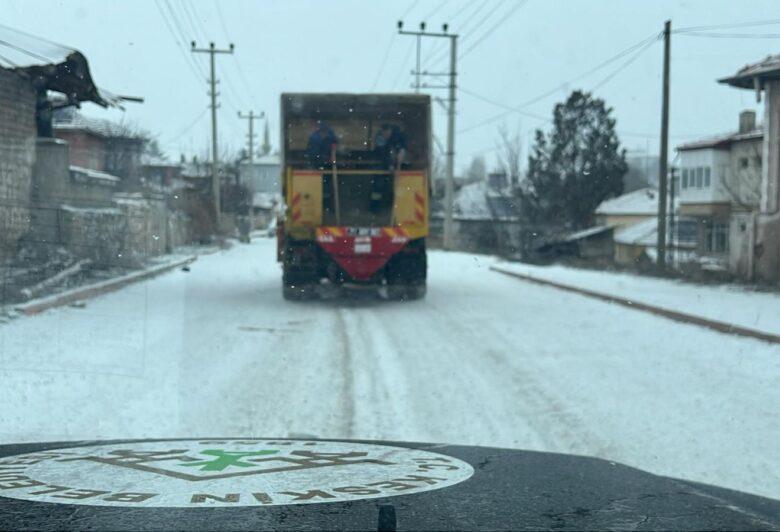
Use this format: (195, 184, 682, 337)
(0, 439, 474, 507)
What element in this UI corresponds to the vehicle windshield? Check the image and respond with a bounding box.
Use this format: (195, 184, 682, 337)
(1, 0, 779, 506)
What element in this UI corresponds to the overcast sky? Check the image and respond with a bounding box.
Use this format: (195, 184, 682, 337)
(3, 0, 779, 173)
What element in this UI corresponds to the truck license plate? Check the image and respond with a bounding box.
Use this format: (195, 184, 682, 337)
(354, 237, 371, 254)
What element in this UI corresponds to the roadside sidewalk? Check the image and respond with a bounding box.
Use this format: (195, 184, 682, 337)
(14, 255, 197, 316)
(491, 261, 780, 342)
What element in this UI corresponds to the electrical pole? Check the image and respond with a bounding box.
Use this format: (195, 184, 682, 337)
(238, 110, 264, 164)
(398, 21, 458, 250)
(657, 20, 671, 270)
(415, 32, 422, 92)
(668, 166, 677, 269)
(191, 41, 234, 229)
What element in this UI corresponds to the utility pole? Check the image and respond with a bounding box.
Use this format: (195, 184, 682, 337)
(668, 166, 677, 269)
(238, 110, 265, 164)
(657, 20, 671, 270)
(191, 41, 234, 229)
(398, 21, 458, 249)
(415, 30, 422, 92)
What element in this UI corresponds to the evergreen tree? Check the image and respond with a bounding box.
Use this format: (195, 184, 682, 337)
(523, 90, 627, 228)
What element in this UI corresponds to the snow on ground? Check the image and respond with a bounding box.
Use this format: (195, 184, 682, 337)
(494, 260, 780, 336)
(1, 238, 779, 501)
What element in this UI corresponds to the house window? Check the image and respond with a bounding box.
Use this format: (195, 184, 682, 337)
(703, 220, 729, 253)
(703, 167, 711, 187)
(682, 168, 689, 189)
(739, 157, 749, 169)
(676, 220, 697, 244)
(696, 167, 703, 187)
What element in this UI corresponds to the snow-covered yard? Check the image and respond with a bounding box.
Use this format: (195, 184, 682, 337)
(1, 238, 779, 501)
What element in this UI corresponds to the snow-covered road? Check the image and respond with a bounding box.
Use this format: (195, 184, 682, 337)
(2, 238, 779, 500)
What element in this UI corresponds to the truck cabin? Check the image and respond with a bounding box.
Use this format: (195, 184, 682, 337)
(282, 94, 430, 227)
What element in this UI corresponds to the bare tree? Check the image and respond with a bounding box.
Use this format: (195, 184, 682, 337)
(103, 120, 151, 181)
(496, 123, 522, 186)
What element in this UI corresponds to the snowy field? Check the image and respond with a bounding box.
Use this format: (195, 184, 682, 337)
(1, 238, 779, 501)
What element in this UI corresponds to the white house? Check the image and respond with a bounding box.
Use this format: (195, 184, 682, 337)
(676, 110, 762, 276)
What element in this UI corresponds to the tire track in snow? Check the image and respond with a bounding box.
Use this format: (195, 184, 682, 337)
(334, 308, 355, 438)
(424, 296, 615, 458)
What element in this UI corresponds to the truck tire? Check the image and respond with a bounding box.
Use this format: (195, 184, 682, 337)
(283, 284, 317, 301)
(385, 239, 427, 301)
(386, 283, 426, 301)
(282, 239, 319, 300)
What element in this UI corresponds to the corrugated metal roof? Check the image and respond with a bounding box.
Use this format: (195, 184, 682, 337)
(0, 23, 123, 108)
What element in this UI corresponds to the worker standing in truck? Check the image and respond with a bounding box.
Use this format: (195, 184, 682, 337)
(374, 123, 407, 171)
(306, 121, 338, 169)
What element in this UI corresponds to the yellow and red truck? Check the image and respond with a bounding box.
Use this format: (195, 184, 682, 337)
(278, 93, 431, 300)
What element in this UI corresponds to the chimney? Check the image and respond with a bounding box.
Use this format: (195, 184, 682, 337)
(739, 110, 756, 133)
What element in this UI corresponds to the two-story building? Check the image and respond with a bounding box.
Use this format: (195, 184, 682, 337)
(676, 110, 762, 276)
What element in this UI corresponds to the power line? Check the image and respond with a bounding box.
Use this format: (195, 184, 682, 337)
(458, 32, 660, 134)
(183, 0, 211, 41)
(673, 18, 780, 33)
(161, 0, 206, 77)
(177, 0, 206, 43)
(400, 0, 420, 19)
(371, 32, 396, 91)
(153, 0, 204, 83)
(162, 108, 209, 146)
(211, 0, 257, 107)
(590, 36, 657, 92)
(391, 39, 417, 89)
(421, 0, 448, 21)
(676, 31, 780, 39)
(422, 0, 491, 68)
(459, 0, 528, 60)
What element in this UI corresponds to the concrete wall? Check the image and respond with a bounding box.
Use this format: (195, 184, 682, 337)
(59, 196, 193, 268)
(54, 129, 106, 171)
(0, 67, 36, 260)
(31, 138, 116, 208)
(755, 80, 780, 282)
(728, 137, 763, 209)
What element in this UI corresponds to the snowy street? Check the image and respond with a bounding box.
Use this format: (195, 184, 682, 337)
(1, 237, 779, 500)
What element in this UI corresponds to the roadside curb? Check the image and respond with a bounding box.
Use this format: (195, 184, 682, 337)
(490, 265, 780, 345)
(16, 256, 197, 316)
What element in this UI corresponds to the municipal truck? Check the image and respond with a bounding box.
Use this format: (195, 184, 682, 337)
(278, 93, 431, 300)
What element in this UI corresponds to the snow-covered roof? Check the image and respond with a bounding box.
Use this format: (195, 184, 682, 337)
(69, 165, 120, 183)
(140, 153, 176, 167)
(563, 225, 613, 242)
(252, 192, 280, 209)
(614, 218, 658, 246)
(676, 128, 762, 152)
(454, 181, 491, 218)
(53, 108, 140, 138)
(596, 187, 658, 216)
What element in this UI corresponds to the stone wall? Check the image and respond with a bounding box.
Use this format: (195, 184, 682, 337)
(0, 67, 36, 260)
(58, 196, 193, 269)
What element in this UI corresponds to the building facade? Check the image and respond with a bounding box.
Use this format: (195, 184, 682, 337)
(676, 110, 762, 276)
